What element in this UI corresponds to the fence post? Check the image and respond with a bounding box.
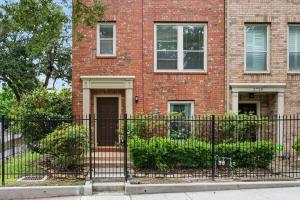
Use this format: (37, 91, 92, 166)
(123, 114, 128, 182)
(211, 115, 216, 181)
(1, 115, 5, 186)
(88, 114, 92, 181)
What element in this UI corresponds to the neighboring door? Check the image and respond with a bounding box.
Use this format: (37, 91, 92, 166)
(238, 103, 257, 115)
(97, 97, 119, 146)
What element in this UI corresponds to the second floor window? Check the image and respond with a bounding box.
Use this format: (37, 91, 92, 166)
(155, 24, 207, 72)
(289, 25, 300, 72)
(245, 24, 269, 72)
(97, 23, 116, 56)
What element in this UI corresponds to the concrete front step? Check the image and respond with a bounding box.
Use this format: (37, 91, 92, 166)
(94, 146, 124, 152)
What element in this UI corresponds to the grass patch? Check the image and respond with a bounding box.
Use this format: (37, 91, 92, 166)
(0, 151, 44, 185)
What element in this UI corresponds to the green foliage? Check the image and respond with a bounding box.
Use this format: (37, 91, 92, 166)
(217, 141, 275, 169)
(128, 136, 212, 171)
(73, 0, 106, 41)
(0, 21, 40, 101)
(122, 113, 193, 140)
(0, 86, 16, 116)
(11, 87, 72, 145)
(129, 137, 275, 171)
(218, 112, 270, 142)
(0, 0, 106, 89)
(123, 113, 166, 138)
(38, 123, 89, 172)
(293, 137, 300, 154)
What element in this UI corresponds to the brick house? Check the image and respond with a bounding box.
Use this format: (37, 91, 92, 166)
(226, 0, 300, 116)
(72, 1, 225, 145)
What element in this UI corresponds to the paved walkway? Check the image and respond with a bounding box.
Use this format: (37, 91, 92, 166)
(26, 187, 300, 200)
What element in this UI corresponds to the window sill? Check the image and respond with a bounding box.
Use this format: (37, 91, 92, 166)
(154, 70, 208, 75)
(287, 71, 300, 75)
(243, 71, 270, 75)
(96, 55, 117, 59)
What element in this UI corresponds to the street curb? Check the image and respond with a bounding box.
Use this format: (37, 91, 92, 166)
(0, 185, 85, 200)
(93, 182, 124, 192)
(125, 181, 300, 195)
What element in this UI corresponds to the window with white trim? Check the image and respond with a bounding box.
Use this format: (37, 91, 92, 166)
(289, 25, 300, 71)
(97, 23, 116, 56)
(168, 101, 194, 117)
(245, 24, 269, 72)
(168, 101, 194, 139)
(155, 24, 207, 72)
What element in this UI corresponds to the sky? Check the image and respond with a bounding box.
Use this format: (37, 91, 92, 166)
(0, 0, 72, 90)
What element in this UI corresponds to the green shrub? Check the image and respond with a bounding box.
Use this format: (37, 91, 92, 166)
(217, 141, 274, 169)
(38, 124, 88, 172)
(0, 86, 16, 116)
(11, 87, 72, 146)
(128, 136, 212, 171)
(218, 113, 271, 143)
(129, 137, 275, 171)
(293, 137, 300, 154)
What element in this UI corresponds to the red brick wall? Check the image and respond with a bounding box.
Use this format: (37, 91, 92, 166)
(72, 0, 225, 116)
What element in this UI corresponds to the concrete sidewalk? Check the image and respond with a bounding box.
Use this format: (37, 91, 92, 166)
(25, 187, 300, 200)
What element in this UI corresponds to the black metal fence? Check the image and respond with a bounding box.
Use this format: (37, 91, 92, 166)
(1, 114, 300, 186)
(0, 116, 90, 186)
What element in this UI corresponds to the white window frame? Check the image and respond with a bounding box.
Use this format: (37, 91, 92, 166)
(154, 23, 207, 73)
(167, 101, 195, 117)
(96, 23, 116, 57)
(288, 24, 300, 73)
(244, 24, 270, 73)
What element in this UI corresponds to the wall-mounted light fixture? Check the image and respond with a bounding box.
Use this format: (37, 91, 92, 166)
(135, 96, 139, 103)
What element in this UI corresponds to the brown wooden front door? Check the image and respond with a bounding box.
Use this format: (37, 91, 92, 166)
(97, 97, 119, 146)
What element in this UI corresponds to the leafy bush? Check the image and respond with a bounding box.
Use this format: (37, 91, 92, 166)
(128, 136, 212, 171)
(217, 141, 275, 169)
(0, 86, 16, 116)
(129, 137, 275, 171)
(218, 113, 271, 142)
(119, 113, 194, 140)
(293, 137, 300, 154)
(38, 124, 88, 172)
(11, 87, 72, 146)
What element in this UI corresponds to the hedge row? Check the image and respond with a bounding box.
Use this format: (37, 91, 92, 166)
(128, 136, 275, 171)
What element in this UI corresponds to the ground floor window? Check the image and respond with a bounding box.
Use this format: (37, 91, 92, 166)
(168, 101, 194, 139)
(168, 101, 194, 117)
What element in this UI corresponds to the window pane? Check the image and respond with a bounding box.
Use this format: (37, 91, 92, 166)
(170, 103, 192, 117)
(184, 52, 204, 70)
(289, 26, 300, 52)
(157, 25, 177, 50)
(289, 26, 300, 71)
(100, 40, 113, 54)
(157, 51, 177, 70)
(183, 25, 204, 51)
(246, 25, 267, 52)
(246, 52, 267, 71)
(289, 52, 300, 71)
(100, 25, 114, 39)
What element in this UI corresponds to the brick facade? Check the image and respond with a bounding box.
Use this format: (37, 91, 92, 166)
(72, 0, 225, 116)
(227, 0, 300, 115)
